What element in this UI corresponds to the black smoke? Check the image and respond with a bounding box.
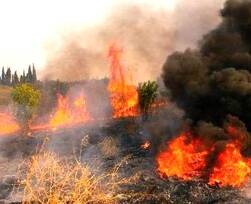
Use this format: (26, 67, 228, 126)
(163, 0, 251, 131)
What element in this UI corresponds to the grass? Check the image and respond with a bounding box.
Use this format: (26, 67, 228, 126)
(14, 151, 132, 204)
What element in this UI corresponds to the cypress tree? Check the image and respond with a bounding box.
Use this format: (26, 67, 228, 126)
(5, 68, 11, 85)
(1, 67, 5, 85)
(27, 65, 32, 83)
(20, 70, 26, 83)
(32, 64, 37, 83)
(12, 71, 19, 86)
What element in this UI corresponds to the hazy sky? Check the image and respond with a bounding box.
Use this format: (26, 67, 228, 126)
(0, 0, 178, 74)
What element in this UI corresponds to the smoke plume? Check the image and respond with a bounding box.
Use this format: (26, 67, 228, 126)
(42, 0, 224, 82)
(163, 0, 251, 131)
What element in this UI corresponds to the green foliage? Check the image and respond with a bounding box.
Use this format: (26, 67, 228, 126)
(12, 83, 40, 107)
(11, 84, 41, 129)
(138, 81, 158, 119)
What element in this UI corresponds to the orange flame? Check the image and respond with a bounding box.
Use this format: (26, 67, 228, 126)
(0, 112, 20, 135)
(209, 143, 251, 187)
(49, 93, 92, 129)
(156, 132, 208, 180)
(141, 141, 151, 150)
(107, 43, 139, 118)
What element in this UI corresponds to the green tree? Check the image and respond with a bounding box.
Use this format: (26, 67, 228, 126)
(138, 81, 158, 120)
(11, 83, 41, 132)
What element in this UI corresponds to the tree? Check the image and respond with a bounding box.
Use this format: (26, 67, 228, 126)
(32, 64, 37, 83)
(12, 71, 19, 86)
(11, 83, 41, 132)
(1, 67, 5, 84)
(26, 65, 32, 83)
(20, 70, 26, 83)
(138, 81, 158, 120)
(5, 68, 11, 85)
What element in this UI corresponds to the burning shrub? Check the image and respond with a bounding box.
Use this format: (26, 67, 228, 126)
(16, 152, 128, 204)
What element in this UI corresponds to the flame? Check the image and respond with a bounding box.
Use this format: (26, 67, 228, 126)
(156, 132, 208, 180)
(0, 112, 20, 135)
(107, 43, 139, 118)
(209, 143, 251, 187)
(50, 94, 72, 128)
(141, 141, 150, 150)
(49, 94, 92, 128)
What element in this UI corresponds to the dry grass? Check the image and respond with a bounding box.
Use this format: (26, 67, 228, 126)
(0, 85, 12, 106)
(14, 151, 131, 204)
(98, 137, 119, 158)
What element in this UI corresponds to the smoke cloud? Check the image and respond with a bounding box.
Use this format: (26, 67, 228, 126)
(42, 0, 224, 82)
(163, 0, 251, 131)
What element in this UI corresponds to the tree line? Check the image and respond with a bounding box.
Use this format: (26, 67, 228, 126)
(0, 64, 37, 86)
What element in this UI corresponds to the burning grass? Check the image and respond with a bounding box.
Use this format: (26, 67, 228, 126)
(156, 132, 209, 180)
(14, 151, 130, 204)
(0, 112, 20, 135)
(156, 129, 251, 188)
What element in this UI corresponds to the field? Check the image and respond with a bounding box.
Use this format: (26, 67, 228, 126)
(0, 85, 12, 106)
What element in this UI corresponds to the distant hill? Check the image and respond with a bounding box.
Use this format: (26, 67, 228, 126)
(0, 85, 12, 106)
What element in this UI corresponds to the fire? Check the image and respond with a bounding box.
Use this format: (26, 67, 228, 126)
(107, 43, 139, 118)
(156, 128, 251, 188)
(141, 141, 151, 150)
(50, 94, 72, 128)
(0, 112, 19, 135)
(156, 132, 208, 180)
(49, 93, 92, 128)
(209, 143, 251, 187)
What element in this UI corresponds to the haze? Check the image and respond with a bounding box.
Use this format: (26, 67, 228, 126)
(0, 0, 177, 74)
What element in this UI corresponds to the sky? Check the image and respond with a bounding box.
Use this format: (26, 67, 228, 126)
(0, 0, 178, 74)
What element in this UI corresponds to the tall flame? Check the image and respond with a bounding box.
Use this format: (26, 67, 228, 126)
(107, 43, 139, 118)
(156, 132, 208, 180)
(0, 112, 20, 135)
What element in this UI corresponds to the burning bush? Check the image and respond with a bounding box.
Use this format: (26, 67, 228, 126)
(16, 152, 128, 204)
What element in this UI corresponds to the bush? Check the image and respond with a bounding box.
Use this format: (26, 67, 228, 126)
(138, 81, 158, 120)
(11, 83, 41, 130)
